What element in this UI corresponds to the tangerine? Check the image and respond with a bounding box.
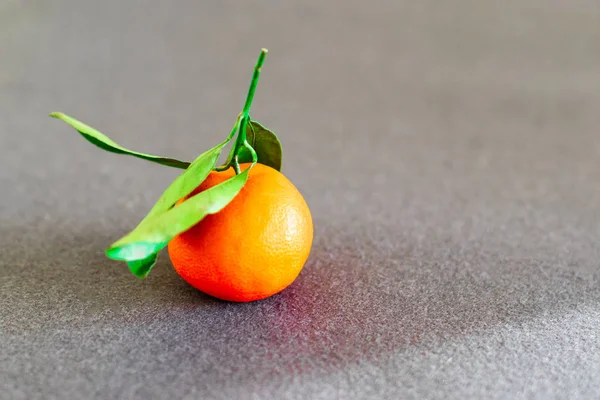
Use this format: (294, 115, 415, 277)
(167, 163, 313, 302)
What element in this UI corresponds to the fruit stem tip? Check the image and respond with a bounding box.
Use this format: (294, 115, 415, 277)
(242, 49, 268, 116)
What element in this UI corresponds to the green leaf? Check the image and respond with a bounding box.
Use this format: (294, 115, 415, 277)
(127, 253, 159, 278)
(237, 120, 282, 170)
(106, 163, 254, 265)
(221, 119, 282, 171)
(50, 112, 192, 169)
(142, 130, 235, 220)
(102, 115, 246, 277)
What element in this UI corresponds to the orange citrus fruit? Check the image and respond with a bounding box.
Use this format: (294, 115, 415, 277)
(167, 163, 313, 302)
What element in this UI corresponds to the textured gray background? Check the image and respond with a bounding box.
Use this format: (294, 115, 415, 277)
(2, 0, 600, 399)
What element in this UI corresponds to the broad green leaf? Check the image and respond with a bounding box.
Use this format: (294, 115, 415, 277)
(237, 120, 282, 170)
(50, 112, 192, 169)
(106, 163, 254, 265)
(127, 253, 159, 278)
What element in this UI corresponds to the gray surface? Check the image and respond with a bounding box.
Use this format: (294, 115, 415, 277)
(2, 0, 600, 399)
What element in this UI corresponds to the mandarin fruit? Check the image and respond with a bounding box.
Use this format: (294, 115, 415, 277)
(167, 163, 313, 302)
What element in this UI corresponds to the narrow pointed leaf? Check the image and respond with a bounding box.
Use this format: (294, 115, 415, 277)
(106, 163, 254, 263)
(142, 115, 241, 220)
(50, 112, 192, 169)
(237, 120, 282, 170)
(102, 115, 242, 277)
(144, 136, 232, 219)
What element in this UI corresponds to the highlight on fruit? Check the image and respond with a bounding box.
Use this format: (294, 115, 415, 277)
(50, 49, 314, 302)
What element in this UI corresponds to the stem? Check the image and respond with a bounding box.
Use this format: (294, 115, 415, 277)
(214, 113, 243, 172)
(232, 48, 268, 169)
(242, 48, 268, 117)
(232, 156, 241, 175)
(243, 139, 258, 163)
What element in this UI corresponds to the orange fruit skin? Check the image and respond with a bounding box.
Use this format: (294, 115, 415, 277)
(167, 163, 313, 302)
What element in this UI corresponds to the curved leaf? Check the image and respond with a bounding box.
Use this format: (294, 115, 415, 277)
(127, 253, 159, 279)
(237, 120, 282, 170)
(50, 112, 192, 169)
(106, 163, 254, 270)
(143, 119, 238, 220)
(102, 115, 248, 278)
